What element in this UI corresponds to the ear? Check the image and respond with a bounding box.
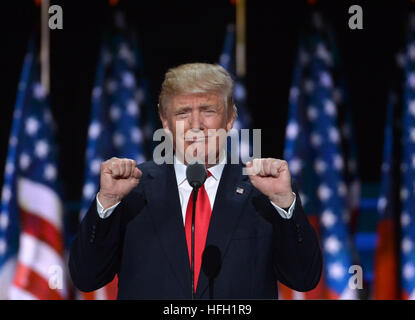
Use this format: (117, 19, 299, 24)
(158, 106, 170, 131)
(160, 115, 169, 130)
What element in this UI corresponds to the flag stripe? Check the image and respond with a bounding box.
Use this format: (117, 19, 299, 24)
(0, 258, 17, 299)
(20, 209, 63, 254)
(12, 263, 63, 300)
(374, 220, 399, 299)
(81, 276, 118, 300)
(105, 275, 118, 299)
(9, 286, 37, 300)
(17, 178, 63, 230)
(12, 233, 68, 297)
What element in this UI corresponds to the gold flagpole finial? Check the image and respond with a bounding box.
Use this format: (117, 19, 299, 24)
(235, 0, 246, 77)
(40, 0, 50, 95)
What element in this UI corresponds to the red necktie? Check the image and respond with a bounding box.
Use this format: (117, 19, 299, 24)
(185, 171, 212, 293)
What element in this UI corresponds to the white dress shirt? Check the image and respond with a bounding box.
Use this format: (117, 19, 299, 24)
(96, 157, 296, 221)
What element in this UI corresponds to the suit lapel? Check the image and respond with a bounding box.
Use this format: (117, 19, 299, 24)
(196, 163, 252, 298)
(145, 164, 192, 298)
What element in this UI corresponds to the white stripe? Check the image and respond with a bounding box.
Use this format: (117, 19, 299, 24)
(75, 290, 85, 300)
(0, 258, 17, 299)
(17, 178, 63, 230)
(9, 286, 38, 300)
(292, 290, 305, 300)
(16, 233, 68, 297)
(95, 287, 107, 300)
(339, 287, 358, 299)
(409, 290, 415, 300)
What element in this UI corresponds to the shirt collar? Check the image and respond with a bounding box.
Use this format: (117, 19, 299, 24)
(173, 155, 226, 186)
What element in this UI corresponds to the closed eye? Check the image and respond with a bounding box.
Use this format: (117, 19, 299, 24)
(202, 108, 217, 114)
(175, 110, 191, 117)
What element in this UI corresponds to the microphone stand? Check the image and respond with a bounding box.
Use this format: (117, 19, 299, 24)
(186, 160, 207, 300)
(191, 187, 199, 300)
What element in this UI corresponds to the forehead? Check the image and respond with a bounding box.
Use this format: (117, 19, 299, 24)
(170, 93, 223, 108)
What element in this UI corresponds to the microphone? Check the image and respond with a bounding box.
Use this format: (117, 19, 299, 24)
(186, 160, 207, 189)
(186, 160, 207, 299)
(201, 245, 222, 299)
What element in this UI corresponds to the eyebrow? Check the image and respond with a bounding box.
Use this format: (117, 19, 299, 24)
(199, 104, 217, 110)
(174, 104, 217, 113)
(174, 106, 192, 113)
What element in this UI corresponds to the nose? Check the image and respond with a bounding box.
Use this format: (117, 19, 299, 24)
(190, 109, 203, 131)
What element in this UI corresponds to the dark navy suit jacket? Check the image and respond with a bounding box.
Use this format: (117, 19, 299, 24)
(69, 160, 322, 299)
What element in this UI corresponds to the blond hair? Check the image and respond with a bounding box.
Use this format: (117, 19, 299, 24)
(158, 63, 237, 118)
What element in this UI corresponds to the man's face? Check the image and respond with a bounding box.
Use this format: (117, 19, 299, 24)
(160, 93, 235, 166)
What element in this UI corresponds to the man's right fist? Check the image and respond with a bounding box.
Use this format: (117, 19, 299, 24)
(97, 157, 142, 209)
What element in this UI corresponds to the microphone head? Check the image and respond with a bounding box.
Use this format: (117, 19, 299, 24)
(202, 245, 222, 279)
(186, 160, 207, 189)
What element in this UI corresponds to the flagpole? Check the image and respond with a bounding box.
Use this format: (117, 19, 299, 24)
(41, 0, 50, 94)
(235, 0, 246, 77)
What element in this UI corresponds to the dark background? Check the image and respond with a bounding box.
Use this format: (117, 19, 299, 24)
(0, 0, 409, 206)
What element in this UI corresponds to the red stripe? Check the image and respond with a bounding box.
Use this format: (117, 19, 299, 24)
(308, 215, 320, 235)
(374, 219, 399, 299)
(13, 263, 63, 300)
(279, 270, 327, 299)
(81, 277, 118, 300)
(20, 208, 63, 254)
(304, 273, 326, 299)
(326, 289, 340, 299)
(278, 283, 294, 299)
(105, 276, 118, 300)
(82, 291, 97, 300)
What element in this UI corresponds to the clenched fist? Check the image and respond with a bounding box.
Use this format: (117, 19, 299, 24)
(246, 158, 295, 208)
(97, 157, 142, 209)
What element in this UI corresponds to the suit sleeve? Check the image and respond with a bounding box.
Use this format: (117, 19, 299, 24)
(263, 185, 323, 292)
(68, 188, 146, 292)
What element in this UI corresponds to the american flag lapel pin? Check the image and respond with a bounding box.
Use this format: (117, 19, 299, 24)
(236, 187, 244, 195)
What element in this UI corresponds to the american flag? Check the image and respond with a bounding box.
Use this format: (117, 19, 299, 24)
(374, 90, 400, 299)
(282, 12, 357, 299)
(335, 81, 361, 235)
(0, 39, 68, 299)
(77, 14, 148, 300)
(400, 14, 415, 300)
(219, 24, 252, 161)
(373, 33, 407, 299)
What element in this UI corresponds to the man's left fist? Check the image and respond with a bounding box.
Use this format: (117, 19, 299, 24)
(246, 158, 295, 208)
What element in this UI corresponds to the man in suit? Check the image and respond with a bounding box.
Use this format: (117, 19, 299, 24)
(69, 63, 322, 299)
